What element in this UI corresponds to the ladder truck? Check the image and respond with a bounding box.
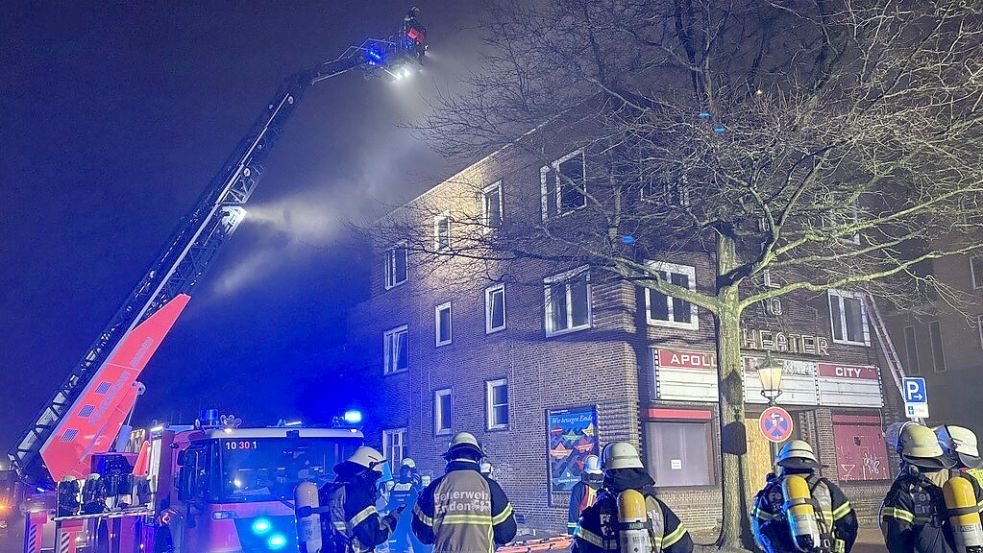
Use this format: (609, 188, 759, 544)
(10, 9, 428, 553)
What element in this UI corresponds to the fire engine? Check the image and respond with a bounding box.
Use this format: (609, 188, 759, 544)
(9, 8, 428, 553)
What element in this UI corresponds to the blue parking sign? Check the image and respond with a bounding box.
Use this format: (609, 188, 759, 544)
(903, 377, 927, 403)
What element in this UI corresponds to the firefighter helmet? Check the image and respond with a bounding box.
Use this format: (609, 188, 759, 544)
(401, 457, 416, 469)
(344, 446, 386, 473)
(584, 454, 602, 474)
(898, 423, 951, 469)
(936, 425, 983, 469)
(445, 432, 483, 460)
(777, 440, 820, 469)
(601, 442, 644, 471)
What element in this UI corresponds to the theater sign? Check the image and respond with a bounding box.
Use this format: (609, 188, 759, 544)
(651, 347, 884, 408)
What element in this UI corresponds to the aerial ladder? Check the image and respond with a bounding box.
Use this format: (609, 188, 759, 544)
(9, 8, 428, 491)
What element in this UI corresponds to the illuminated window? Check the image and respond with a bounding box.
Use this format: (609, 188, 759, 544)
(384, 325, 408, 374)
(645, 262, 698, 330)
(828, 290, 870, 346)
(434, 213, 450, 252)
(434, 389, 452, 435)
(481, 182, 503, 231)
(541, 150, 586, 219)
(382, 428, 406, 469)
(485, 284, 506, 333)
(435, 302, 452, 347)
(486, 378, 509, 430)
(385, 243, 407, 289)
(544, 266, 591, 336)
(929, 321, 946, 373)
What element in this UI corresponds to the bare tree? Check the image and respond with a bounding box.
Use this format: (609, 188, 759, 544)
(376, 0, 983, 547)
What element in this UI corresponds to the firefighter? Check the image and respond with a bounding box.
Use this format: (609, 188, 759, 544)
(412, 432, 517, 553)
(568, 455, 603, 535)
(880, 422, 983, 553)
(751, 440, 858, 553)
(57, 476, 81, 516)
(319, 446, 403, 553)
(81, 473, 107, 515)
(572, 442, 693, 553)
(935, 425, 983, 484)
(387, 458, 430, 553)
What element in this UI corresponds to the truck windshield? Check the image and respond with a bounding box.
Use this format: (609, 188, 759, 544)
(216, 437, 358, 503)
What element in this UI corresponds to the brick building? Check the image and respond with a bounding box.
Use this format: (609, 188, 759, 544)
(346, 122, 908, 534)
(882, 251, 983, 434)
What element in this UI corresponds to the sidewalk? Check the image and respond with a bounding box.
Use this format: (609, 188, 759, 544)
(851, 529, 888, 553)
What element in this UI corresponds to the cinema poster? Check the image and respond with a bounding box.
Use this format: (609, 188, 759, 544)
(546, 406, 599, 503)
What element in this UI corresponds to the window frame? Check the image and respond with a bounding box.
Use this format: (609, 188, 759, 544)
(384, 241, 408, 290)
(543, 265, 592, 337)
(481, 181, 504, 233)
(929, 320, 946, 373)
(644, 417, 716, 488)
(971, 256, 983, 290)
(540, 149, 587, 220)
(383, 325, 409, 375)
(827, 289, 871, 346)
(903, 325, 920, 375)
(485, 378, 510, 431)
(485, 283, 507, 334)
(433, 211, 451, 252)
(434, 389, 452, 436)
(644, 261, 699, 330)
(381, 428, 407, 470)
(434, 302, 453, 347)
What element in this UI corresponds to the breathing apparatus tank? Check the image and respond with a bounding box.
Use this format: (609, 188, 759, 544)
(783, 475, 821, 552)
(617, 489, 651, 553)
(943, 475, 983, 553)
(295, 481, 322, 553)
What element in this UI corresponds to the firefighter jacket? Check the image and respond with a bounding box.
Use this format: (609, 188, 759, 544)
(572, 469, 692, 553)
(387, 469, 424, 512)
(320, 474, 400, 553)
(880, 467, 983, 553)
(412, 459, 517, 553)
(751, 471, 858, 553)
(568, 472, 604, 535)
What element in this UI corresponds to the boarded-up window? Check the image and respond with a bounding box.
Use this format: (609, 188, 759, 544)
(832, 414, 891, 481)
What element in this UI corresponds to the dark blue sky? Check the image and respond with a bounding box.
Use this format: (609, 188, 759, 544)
(0, 2, 480, 453)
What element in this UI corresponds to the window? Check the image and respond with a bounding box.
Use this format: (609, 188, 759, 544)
(645, 415, 714, 487)
(972, 256, 983, 289)
(904, 326, 920, 375)
(828, 290, 870, 346)
(481, 182, 503, 231)
(541, 149, 586, 219)
(382, 428, 406, 469)
(435, 302, 452, 347)
(434, 213, 450, 252)
(434, 389, 452, 435)
(486, 378, 509, 430)
(485, 284, 506, 333)
(544, 266, 591, 336)
(929, 321, 946, 373)
(385, 243, 407, 289)
(384, 325, 408, 374)
(822, 197, 861, 244)
(645, 262, 698, 330)
(978, 315, 983, 350)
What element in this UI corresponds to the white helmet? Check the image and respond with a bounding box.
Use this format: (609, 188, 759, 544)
(898, 423, 950, 469)
(935, 425, 983, 469)
(345, 446, 386, 473)
(777, 440, 820, 469)
(445, 432, 483, 459)
(583, 455, 602, 475)
(480, 461, 493, 475)
(601, 442, 643, 471)
(401, 458, 417, 469)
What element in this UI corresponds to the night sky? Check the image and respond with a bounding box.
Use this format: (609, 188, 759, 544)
(0, 2, 482, 454)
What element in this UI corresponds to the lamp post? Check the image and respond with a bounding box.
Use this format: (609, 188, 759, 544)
(757, 351, 784, 470)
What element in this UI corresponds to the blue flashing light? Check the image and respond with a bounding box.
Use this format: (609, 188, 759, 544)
(365, 49, 385, 65)
(621, 235, 636, 244)
(698, 111, 711, 120)
(713, 125, 726, 134)
(343, 410, 363, 425)
(267, 533, 288, 550)
(35, 486, 46, 493)
(251, 517, 273, 535)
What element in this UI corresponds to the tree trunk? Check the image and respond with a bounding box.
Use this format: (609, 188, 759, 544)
(716, 236, 753, 550)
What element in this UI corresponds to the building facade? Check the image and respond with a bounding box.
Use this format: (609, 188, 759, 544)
(883, 253, 983, 434)
(346, 128, 908, 534)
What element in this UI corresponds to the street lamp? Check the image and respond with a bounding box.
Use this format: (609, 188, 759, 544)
(757, 351, 785, 471)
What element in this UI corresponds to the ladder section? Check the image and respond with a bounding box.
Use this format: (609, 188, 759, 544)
(865, 294, 908, 399)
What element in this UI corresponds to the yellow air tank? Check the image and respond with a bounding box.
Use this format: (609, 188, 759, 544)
(782, 475, 820, 552)
(618, 489, 652, 553)
(943, 475, 983, 553)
